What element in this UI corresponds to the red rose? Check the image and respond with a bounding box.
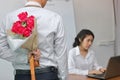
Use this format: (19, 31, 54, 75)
(23, 28, 31, 37)
(18, 12, 28, 21)
(17, 26, 26, 35)
(11, 21, 21, 33)
(27, 16, 35, 30)
(11, 12, 34, 37)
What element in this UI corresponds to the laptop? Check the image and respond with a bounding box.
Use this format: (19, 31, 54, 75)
(87, 56, 120, 80)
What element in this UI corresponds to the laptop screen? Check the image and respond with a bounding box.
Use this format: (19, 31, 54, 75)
(87, 56, 120, 79)
(105, 56, 120, 79)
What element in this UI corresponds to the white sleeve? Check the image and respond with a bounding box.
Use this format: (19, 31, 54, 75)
(92, 54, 102, 70)
(54, 16, 68, 80)
(0, 18, 17, 62)
(68, 50, 88, 75)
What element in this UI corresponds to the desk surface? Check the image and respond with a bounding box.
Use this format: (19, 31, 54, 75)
(68, 74, 120, 80)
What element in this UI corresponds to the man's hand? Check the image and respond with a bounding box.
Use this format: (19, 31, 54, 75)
(28, 49, 41, 62)
(32, 49, 41, 61)
(28, 49, 40, 67)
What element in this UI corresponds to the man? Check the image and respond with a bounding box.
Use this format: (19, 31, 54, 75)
(0, 0, 68, 80)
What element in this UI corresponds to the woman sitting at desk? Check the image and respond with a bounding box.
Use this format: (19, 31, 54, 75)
(68, 29, 106, 75)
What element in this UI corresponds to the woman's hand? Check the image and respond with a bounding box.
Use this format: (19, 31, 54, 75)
(88, 70, 103, 75)
(99, 68, 106, 73)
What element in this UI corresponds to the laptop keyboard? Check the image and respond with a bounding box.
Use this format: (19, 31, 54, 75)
(95, 72, 105, 77)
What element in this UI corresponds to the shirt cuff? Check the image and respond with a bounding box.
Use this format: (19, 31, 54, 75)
(96, 66, 102, 70)
(82, 70, 89, 75)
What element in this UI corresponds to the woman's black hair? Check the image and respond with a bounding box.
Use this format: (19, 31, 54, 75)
(73, 29, 94, 47)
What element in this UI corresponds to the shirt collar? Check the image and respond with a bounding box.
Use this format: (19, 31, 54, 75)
(25, 1, 42, 8)
(75, 46, 92, 59)
(75, 46, 80, 56)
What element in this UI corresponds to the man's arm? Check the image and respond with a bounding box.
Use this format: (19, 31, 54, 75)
(54, 16, 68, 80)
(0, 17, 16, 62)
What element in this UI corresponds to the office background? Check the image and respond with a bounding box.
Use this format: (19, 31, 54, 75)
(0, 0, 120, 80)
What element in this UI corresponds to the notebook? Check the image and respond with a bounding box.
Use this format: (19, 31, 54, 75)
(87, 56, 120, 80)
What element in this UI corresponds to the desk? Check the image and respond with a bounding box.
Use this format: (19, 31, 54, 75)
(68, 74, 120, 80)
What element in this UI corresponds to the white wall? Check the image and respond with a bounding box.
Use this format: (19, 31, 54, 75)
(0, 59, 14, 80)
(114, 0, 120, 56)
(0, 0, 26, 23)
(73, 0, 115, 67)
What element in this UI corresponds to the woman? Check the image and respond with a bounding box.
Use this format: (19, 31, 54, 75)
(68, 29, 106, 75)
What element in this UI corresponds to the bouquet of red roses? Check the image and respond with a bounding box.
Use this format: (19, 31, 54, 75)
(12, 12, 34, 37)
(7, 12, 36, 51)
(7, 12, 39, 80)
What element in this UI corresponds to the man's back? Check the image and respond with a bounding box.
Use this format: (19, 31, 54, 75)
(5, 4, 64, 68)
